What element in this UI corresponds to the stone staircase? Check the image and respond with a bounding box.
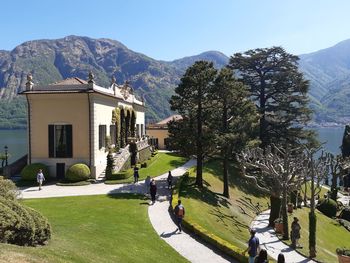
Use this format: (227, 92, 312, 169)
(112, 145, 131, 173)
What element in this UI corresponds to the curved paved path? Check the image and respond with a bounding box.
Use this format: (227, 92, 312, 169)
(251, 210, 316, 263)
(19, 159, 234, 263)
(147, 160, 234, 263)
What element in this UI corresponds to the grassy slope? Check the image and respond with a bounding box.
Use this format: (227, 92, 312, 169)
(283, 208, 350, 263)
(0, 194, 187, 263)
(180, 159, 269, 249)
(106, 152, 187, 184)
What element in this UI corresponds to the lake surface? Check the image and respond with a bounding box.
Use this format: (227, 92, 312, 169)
(0, 129, 27, 164)
(0, 127, 346, 164)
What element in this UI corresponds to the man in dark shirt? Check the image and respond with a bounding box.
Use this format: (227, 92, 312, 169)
(243, 229, 260, 263)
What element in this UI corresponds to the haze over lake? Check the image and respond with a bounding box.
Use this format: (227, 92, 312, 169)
(0, 127, 345, 164)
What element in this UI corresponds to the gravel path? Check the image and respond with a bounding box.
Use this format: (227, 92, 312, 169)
(251, 210, 316, 263)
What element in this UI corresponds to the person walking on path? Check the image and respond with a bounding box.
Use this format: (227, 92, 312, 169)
(133, 165, 139, 183)
(254, 249, 268, 263)
(174, 199, 185, 233)
(167, 171, 173, 189)
(36, 169, 45, 191)
(150, 179, 157, 204)
(243, 229, 260, 263)
(291, 217, 301, 249)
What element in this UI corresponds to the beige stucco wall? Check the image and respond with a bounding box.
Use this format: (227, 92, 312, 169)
(91, 94, 145, 178)
(146, 128, 168, 149)
(27, 92, 145, 179)
(28, 93, 90, 176)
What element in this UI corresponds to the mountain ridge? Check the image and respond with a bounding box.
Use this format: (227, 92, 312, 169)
(2, 35, 350, 128)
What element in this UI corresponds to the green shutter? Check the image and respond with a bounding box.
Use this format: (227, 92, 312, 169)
(48, 125, 54, 157)
(66, 125, 73, 158)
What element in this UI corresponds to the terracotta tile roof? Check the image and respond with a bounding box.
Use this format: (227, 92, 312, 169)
(50, 77, 88, 85)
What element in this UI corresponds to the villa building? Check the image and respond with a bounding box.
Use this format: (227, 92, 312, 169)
(19, 73, 146, 179)
(146, 115, 182, 150)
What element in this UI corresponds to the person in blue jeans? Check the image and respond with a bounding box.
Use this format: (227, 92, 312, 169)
(243, 229, 260, 263)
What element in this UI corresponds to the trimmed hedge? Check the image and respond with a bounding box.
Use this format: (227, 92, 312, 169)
(0, 197, 51, 246)
(107, 170, 133, 180)
(0, 177, 19, 200)
(65, 163, 90, 182)
(171, 172, 248, 263)
(317, 198, 337, 218)
(21, 163, 49, 181)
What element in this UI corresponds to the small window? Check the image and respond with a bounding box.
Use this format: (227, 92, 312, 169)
(99, 125, 107, 149)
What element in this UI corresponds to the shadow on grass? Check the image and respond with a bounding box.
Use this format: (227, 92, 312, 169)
(209, 206, 250, 234)
(180, 177, 230, 208)
(203, 159, 267, 198)
(106, 192, 145, 200)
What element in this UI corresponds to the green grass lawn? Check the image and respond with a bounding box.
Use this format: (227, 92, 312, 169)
(282, 207, 350, 263)
(0, 194, 187, 263)
(179, 159, 269, 250)
(105, 152, 187, 184)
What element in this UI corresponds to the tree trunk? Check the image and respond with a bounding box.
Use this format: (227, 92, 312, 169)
(195, 84, 203, 187)
(309, 165, 317, 258)
(259, 78, 267, 148)
(269, 195, 281, 227)
(282, 188, 289, 240)
(223, 151, 229, 198)
(222, 101, 229, 198)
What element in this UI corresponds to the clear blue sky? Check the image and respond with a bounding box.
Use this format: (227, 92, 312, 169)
(1, 0, 350, 60)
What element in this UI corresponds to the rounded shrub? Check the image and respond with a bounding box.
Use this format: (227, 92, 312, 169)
(65, 163, 90, 182)
(26, 207, 51, 245)
(317, 198, 337, 218)
(0, 197, 51, 246)
(21, 163, 49, 181)
(0, 202, 21, 244)
(0, 197, 35, 246)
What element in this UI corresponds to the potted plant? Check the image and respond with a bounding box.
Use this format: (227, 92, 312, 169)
(274, 218, 284, 234)
(337, 248, 350, 263)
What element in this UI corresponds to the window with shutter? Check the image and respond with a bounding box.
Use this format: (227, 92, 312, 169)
(48, 124, 73, 158)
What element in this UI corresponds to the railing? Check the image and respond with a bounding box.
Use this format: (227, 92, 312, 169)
(3, 154, 28, 178)
(112, 145, 130, 173)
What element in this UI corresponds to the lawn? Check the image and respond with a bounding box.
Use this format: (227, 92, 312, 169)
(0, 194, 187, 263)
(283, 207, 350, 263)
(105, 152, 187, 184)
(179, 159, 269, 250)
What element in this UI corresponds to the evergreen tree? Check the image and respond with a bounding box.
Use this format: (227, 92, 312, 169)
(341, 125, 350, 157)
(170, 61, 217, 187)
(210, 67, 259, 198)
(229, 47, 316, 148)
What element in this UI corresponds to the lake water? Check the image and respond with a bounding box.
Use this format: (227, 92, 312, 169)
(0, 127, 345, 164)
(0, 130, 27, 164)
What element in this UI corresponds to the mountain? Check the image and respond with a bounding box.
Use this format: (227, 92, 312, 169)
(299, 39, 350, 123)
(3, 35, 350, 129)
(0, 36, 229, 128)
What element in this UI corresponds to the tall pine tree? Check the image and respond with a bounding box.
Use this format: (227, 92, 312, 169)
(170, 61, 217, 187)
(210, 67, 259, 198)
(229, 47, 316, 148)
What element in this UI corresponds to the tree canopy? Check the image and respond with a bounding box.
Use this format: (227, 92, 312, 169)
(229, 47, 316, 148)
